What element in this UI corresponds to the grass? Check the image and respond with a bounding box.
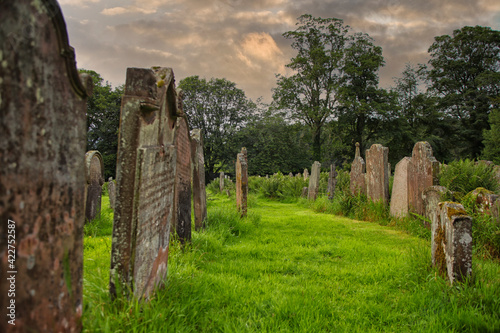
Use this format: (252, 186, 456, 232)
(83, 193, 500, 332)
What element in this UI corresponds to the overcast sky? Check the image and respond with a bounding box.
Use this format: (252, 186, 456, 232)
(60, 0, 500, 103)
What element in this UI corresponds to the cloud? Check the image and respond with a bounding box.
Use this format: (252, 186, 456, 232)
(101, 6, 157, 16)
(59, 0, 100, 7)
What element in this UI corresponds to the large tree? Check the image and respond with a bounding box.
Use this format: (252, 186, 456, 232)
(273, 14, 349, 161)
(178, 76, 254, 180)
(427, 26, 500, 159)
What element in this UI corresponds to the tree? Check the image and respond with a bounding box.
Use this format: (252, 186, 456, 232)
(178, 76, 254, 180)
(80, 69, 123, 179)
(482, 101, 500, 164)
(273, 14, 349, 161)
(427, 26, 500, 159)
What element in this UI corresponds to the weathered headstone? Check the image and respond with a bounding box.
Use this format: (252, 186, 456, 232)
(327, 164, 338, 200)
(408, 142, 440, 215)
(350, 142, 366, 196)
(108, 177, 116, 210)
(289, 172, 294, 177)
(219, 172, 225, 192)
(85, 150, 104, 222)
(366, 144, 390, 204)
(301, 187, 309, 198)
(303, 168, 309, 180)
(191, 129, 207, 231)
(0, 1, 91, 331)
(110, 67, 180, 299)
(172, 117, 192, 243)
(390, 157, 411, 217)
(422, 186, 448, 229)
(308, 161, 321, 200)
(466, 187, 498, 215)
(432, 202, 472, 284)
(236, 148, 248, 216)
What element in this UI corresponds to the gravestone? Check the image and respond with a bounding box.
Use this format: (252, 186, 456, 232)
(422, 186, 448, 229)
(350, 143, 366, 195)
(173, 117, 192, 243)
(308, 161, 321, 201)
(390, 157, 411, 217)
(408, 142, 440, 216)
(327, 164, 338, 200)
(432, 202, 472, 284)
(289, 172, 294, 177)
(191, 129, 207, 231)
(108, 177, 116, 210)
(303, 168, 309, 180)
(219, 172, 225, 192)
(236, 148, 248, 216)
(85, 151, 104, 222)
(365, 144, 390, 204)
(0, 1, 91, 331)
(301, 187, 309, 198)
(110, 67, 181, 300)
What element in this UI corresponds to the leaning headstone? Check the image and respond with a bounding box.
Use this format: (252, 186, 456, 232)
(465, 187, 498, 215)
(85, 151, 104, 222)
(308, 161, 321, 200)
(108, 177, 116, 210)
(408, 142, 440, 215)
(390, 157, 411, 217)
(0, 1, 91, 331)
(110, 67, 180, 299)
(236, 148, 249, 216)
(191, 129, 207, 231)
(327, 164, 338, 200)
(422, 186, 448, 229)
(219, 172, 225, 192)
(365, 144, 390, 204)
(172, 117, 192, 243)
(432, 202, 472, 284)
(303, 168, 309, 180)
(350, 142, 366, 195)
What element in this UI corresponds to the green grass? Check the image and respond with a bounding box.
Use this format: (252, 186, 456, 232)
(83, 193, 500, 332)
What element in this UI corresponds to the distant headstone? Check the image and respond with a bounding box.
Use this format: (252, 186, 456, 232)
(85, 151, 104, 222)
(0, 1, 91, 331)
(390, 157, 411, 217)
(365, 144, 389, 204)
(191, 129, 207, 231)
(408, 142, 440, 215)
(301, 187, 309, 198)
(432, 202, 472, 284)
(422, 186, 448, 229)
(236, 148, 249, 216)
(289, 172, 294, 177)
(350, 142, 366, 196)
(110, 67, 180, 299)
(226, 189, 231, 197)
(308, 161, 321, 200)
(173, 117, 192, 243)
(327, 164, 338, 200)
(219, 172, 225, 192)
(303, 168, 309, 180)
(108, 177, 116, 210)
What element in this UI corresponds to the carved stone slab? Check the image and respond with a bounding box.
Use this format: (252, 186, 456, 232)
(236, 148, 248, 216)
(85, 151, 104, 222)
(365, 144, 389, 204)
(308, 161, 321, 200)
(191, 129, 207, 231)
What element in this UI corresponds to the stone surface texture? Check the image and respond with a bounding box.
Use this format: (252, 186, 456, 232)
(85, 150, 104, 222)
(365, 144, 389, 204)
(191, 129, 207, 231)
(236, 148, 248, 216)
(108, 177, 116, 210)
(327, 164, 338, 200)
(219, 172, 225, 192)
(390, 157, 411, 217)
(424, 186, 449, 252)
(308, 161, 321, 200)
(350, 143, 366, 195)
(0, 1, 91, 331)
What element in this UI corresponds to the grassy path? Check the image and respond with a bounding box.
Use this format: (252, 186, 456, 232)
(83, 197, 500, 332)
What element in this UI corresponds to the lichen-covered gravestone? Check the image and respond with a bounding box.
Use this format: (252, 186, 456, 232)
(365, 144, 390, 204)
(350, 142, 366, 195)
(432, 202, 472, 284)
(191, 129, 207, 231)
(85, 151, 104, 222)
(110, 67, 181, 299)
(408, 142, 440, 215)
(220, 172, 225, 192)
(0, 1, 91, 331)
(236, 148, 248, 216)
(308, 161, 321, 200)
(108, 177, 116, 210)
(390, 157, 411, 217)
(327, 164, 338, 200)
(422, 186, 448, 229)
(303, 168, 309, 180)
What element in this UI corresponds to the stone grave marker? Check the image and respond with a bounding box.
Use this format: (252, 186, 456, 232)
(236, 148, 248, 216)
(350, 142, 366, 195)
(365, 144, 389, 204)
(220, 172, 225, 192)
(408, 142, 440, 215)
(303, 168, 309, 180)
(85, 151, 104, 222)
(191, 129, 207, 231)
(432, 202, 472, 284)
(301, 187, 309, 198)
(390, 157, 411, 217)
(108, 177, 116, 210)
(110, 67, 181, 299)
(0, 1, 91, 331)
(423, 186, 448, 229)
(308, 161, 321, 200)
(327, 164, 338, 200)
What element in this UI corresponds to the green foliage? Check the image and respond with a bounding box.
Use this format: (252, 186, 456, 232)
(482, 107, 500, 164)
(253, 173, 308, 202)
(439, 159, 499, 199)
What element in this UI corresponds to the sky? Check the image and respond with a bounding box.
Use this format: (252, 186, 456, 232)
(59, 0, 500, 103)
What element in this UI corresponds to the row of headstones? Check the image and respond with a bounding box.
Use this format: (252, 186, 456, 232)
(0, 2, 207, 331)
